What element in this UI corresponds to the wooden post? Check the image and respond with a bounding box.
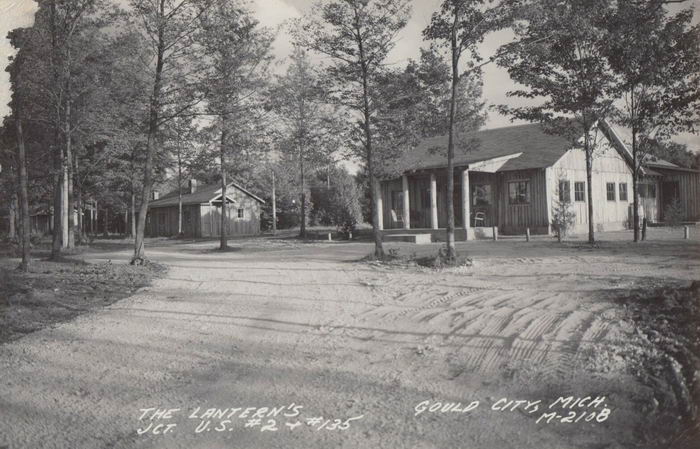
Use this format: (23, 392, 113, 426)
(271, 170, 277, 235)
(642, 217, 647, 241)
(493, 225, 498, 241)
(402, 175, 410, 230)
(348, 231, 352, 240)
(328, 232, 332, 241)
(684, 226, 689, 240)
(526, 227, 530, 242)
(462, 169, 470, 241)
(430, 173, 438, 230)
(375, 179, 384, 231)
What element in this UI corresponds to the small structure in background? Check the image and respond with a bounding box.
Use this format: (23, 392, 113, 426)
(146, 181, 264, 238)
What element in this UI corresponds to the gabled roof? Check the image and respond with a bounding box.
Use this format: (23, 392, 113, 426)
(397, 123, 574, 174)
(148, 181, 264, 209)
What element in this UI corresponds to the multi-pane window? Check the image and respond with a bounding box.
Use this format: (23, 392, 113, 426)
(237, 208, 245, 219)
(639, 183, 657, 199)
(472, 184, 492, 206)
(619, 183, 628, 201)
(508, 180, 530, 204)
(606, 182, 616, 201)
(574, 182, 586, 202)
(558, 180, 571, 203)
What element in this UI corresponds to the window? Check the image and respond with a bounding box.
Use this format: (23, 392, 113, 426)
(558, 180, 571, 203)
(619, 183, 628, 201)
(606, 182, 616, 201)
(508, 180, 530, 204)
(472, 184, 492, 206)
(639, 183, 657, 199)
(574, 182, 586, 202)
(237, 208, 244, 219)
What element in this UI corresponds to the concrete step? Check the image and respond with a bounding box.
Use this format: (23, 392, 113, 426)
(383, 233, 432, 244)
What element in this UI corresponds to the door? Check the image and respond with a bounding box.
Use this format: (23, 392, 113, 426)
(661, 181, 680, 220)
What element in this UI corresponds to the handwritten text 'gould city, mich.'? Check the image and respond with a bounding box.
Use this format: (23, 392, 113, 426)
(413, 396, 612, 425)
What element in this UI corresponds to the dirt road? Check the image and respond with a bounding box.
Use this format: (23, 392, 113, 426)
(1, 230, 698, 449)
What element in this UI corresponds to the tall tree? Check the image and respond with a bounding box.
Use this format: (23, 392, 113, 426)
(604, 0, 700, 241)
(271, 47, 346, 238)
(497, 0, 617, 243)
(295, 0, 412, 258)
(129, 0, 212, 263)
(424, 0, 507, 259)
(199, 0, 273, 250)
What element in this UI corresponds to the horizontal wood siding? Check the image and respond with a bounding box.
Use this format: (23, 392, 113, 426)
(497, 168, 548, 234)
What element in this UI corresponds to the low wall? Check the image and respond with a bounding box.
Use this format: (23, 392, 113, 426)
(382, 227, 498, 241)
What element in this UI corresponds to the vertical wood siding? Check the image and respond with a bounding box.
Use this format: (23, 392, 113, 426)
(497, 168, 548, 234)
(550, 132, 635, 232)
(655, 169, 700, 221)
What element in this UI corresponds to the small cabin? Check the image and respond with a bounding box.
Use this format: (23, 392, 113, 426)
(146, 180, 264, 238)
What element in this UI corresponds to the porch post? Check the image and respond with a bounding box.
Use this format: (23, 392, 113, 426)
(375, 179, 384, 230)
(402, 174, 410, 229)
(430, 173, 438, 230)
(462, 169, 470, 240)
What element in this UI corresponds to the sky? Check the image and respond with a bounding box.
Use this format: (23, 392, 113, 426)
(1, 0, 698, 149)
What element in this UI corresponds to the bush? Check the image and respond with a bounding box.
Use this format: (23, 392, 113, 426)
(664, 198, 684, 227)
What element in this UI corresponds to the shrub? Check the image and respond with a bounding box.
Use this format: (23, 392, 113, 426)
(551, 196, 576, 242)
(664, 198, 684, 227)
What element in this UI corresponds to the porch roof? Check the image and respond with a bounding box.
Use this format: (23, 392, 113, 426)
(398, 123, 573, 174)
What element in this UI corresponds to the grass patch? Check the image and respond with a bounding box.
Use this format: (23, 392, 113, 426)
(612, 283, 700, 448)
(360, 246, 473, 270)
(0, 258, 166, 344)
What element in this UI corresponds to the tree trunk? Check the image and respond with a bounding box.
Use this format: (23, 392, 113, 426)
(131, 190, 136, 239)
(219, 127, 228, 250)
(16, 113, 30, 271)
(631, 95, 640, 242)
(65, 72, 74, 249)
(445, 9, 460, 260)
(9, 193, 17, 241)
(584, 129, 595, 243)
(62, 154, 69, 247)
(103, 208, 109, 237)
(177, 145, 183, 235)
(51, 153, 63, 259)
(299, 151, 306, 239)
(49, 0, 62, 260)
(132, 5, 166, 264)
(357, 28, 383, 258)
(271, 169, 277, 235)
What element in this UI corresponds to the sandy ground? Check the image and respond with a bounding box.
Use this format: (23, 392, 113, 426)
(1, 227, 699, 449)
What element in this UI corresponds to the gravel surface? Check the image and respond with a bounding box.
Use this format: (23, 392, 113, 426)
(1, 229, 698, 449)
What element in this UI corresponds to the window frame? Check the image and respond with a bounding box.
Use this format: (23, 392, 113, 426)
(558, 180, 571, 203)
(619, 183, 628, 202)
(508, 180, 530, 205)
(574, 182, 586, 202)
(606, 182, 616, 201)
(236, 208, 245, 219)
